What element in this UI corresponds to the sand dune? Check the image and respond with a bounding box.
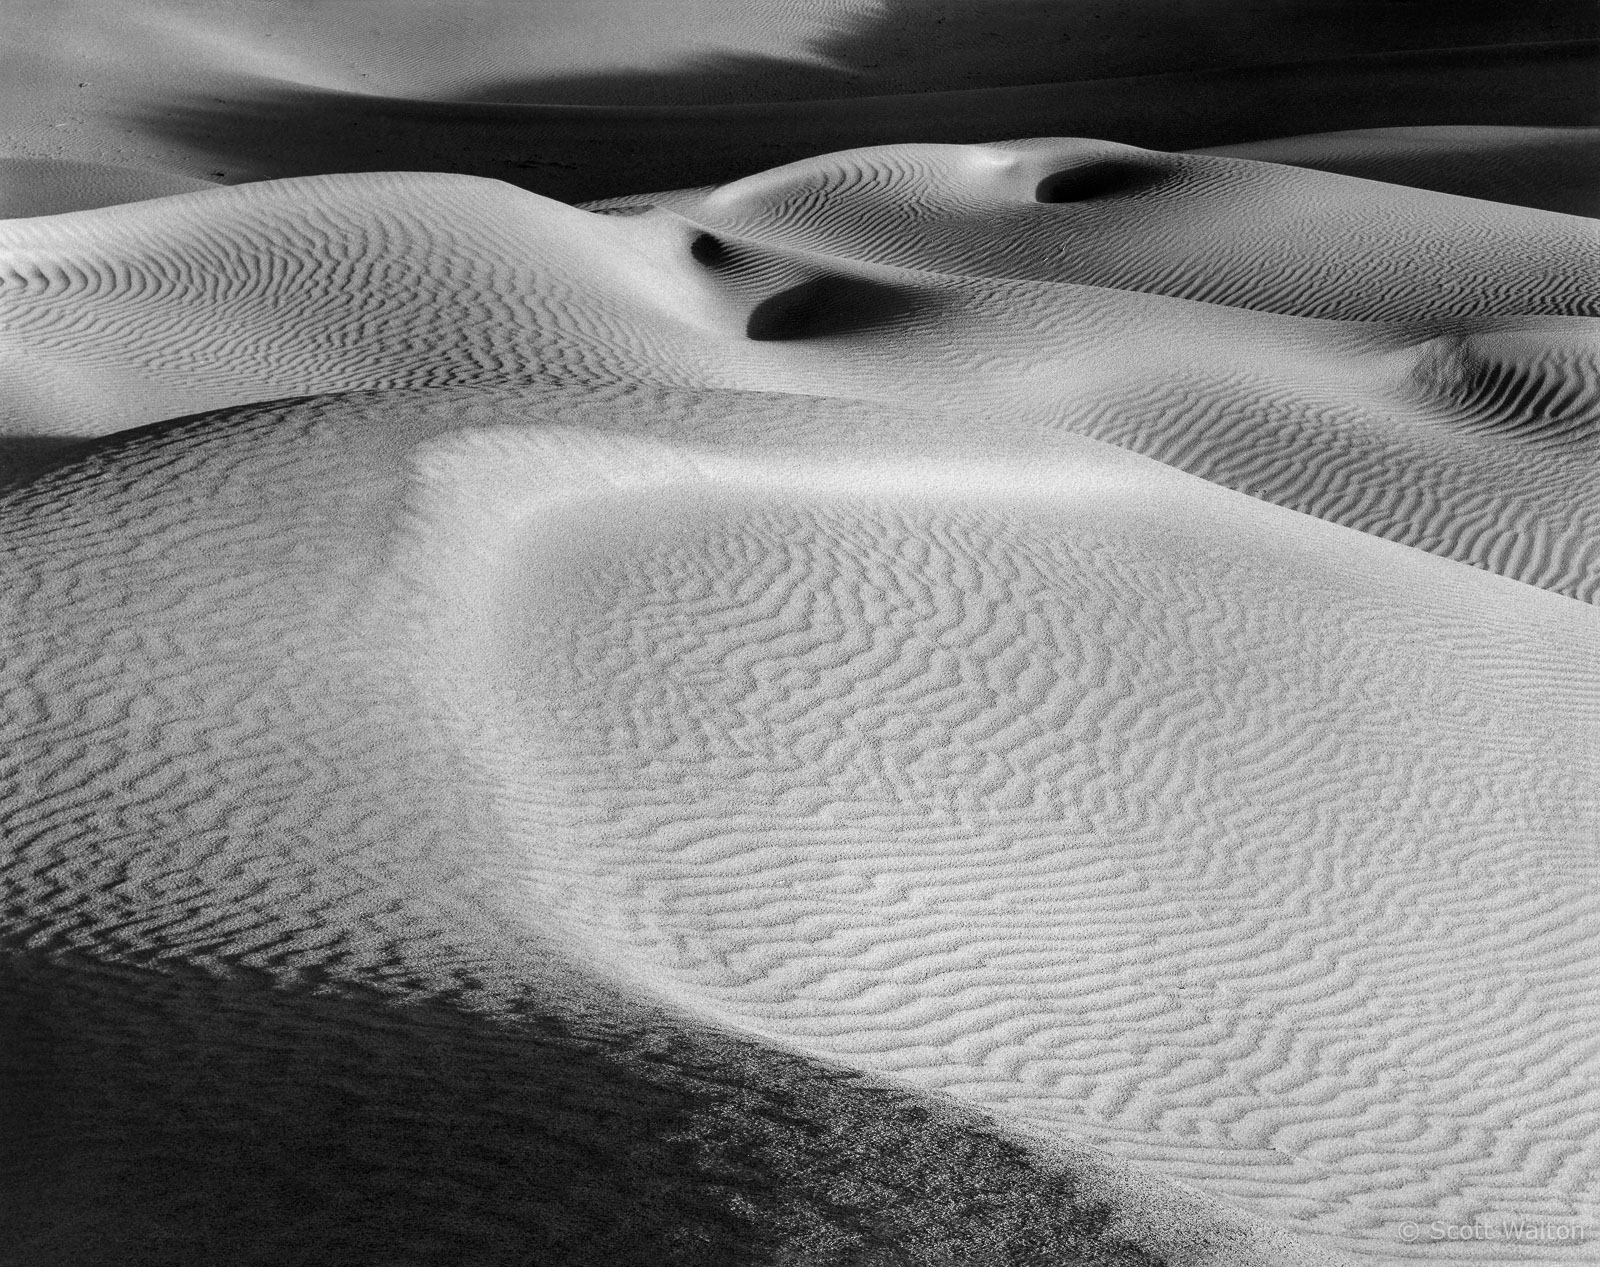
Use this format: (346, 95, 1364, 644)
(0, 157, 219, 219)
(663, 139, 1599, 322)
(3, 0, 1594, 204)
(2, 382, 1596, 1263)
(1, 384, 1357, 1267)
(454, 409, 1600, 1261)
(5, 3, 1600, 1264)
(1198, 126, 1600, 218)
(5, 157, 1596, 603)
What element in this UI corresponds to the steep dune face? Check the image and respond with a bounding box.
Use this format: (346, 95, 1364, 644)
(5, 154, 1597, 604)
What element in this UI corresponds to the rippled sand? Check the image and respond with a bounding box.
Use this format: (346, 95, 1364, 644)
(3, 4, 1598, 1264)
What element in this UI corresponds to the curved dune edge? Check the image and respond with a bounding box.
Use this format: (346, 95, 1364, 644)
(7, 383, 1580, 1261)
(3, 155, 1597, 603)
(399, 392, 1599, 1262)
(0, 385, 1379, 1266)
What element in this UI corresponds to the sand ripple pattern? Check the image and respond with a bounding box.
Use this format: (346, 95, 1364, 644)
(4, 132, 1600, 1265)
(2, 389, 1344, 1266)
(678, 139, 1600, 323)
(445, 435, 1600, 1262)
(4, 154, 1597, 603)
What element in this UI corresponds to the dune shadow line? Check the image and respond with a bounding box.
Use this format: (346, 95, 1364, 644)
(0, 948, 1172, 1266)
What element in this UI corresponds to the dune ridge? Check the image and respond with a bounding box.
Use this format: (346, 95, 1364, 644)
(4, 151, 1597, 604)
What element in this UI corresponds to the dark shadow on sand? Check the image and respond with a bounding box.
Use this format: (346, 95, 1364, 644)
(0, 438, 90, 489)
(464, 0, 1599, 106)
(133, 39, 1599, 203)
(0, 949, 1172, 1266)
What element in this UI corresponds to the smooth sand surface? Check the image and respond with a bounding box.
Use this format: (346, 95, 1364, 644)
(0, 158, 219, 219)
(1198, 127, 1600, 218)
(4, 4, 1599, 1265)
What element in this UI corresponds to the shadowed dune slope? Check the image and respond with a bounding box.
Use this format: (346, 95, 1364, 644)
(0, 385, 1360, 1267)
(1, 0, 1593, 205)
(118, 42, 1600, 205)
(3, 159, 1597, 602)
(4, 0, 1592, 221)
(0, 158, 219, 219)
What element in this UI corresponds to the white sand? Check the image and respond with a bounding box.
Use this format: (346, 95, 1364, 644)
(442, 416, 1600, 1262)
(3, 4, 1599, 1264)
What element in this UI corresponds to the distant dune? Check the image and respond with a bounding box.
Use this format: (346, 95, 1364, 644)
(3, 3, 1598, 1265)
(1198, 126, 1600, 217)
(6, 151, 1596, 601)
(3, 0, 1595, 203)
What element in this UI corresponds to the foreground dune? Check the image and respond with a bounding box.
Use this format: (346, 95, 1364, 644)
(2, 379, 1597, 1263)
(461, 406, 1600, 1262)
(3, 385, 1365, 1267)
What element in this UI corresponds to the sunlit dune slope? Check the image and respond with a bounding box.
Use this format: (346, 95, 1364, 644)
(446, 407, 1600, 1262)
(0, 384, 1358, 1267)
(4, 382, 1595, 1262)
(4, 152, 1597, 603)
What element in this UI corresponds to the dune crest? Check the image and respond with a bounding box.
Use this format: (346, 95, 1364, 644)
(4, 152, 1597, 606)
(406, 412, 1600, 1260)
